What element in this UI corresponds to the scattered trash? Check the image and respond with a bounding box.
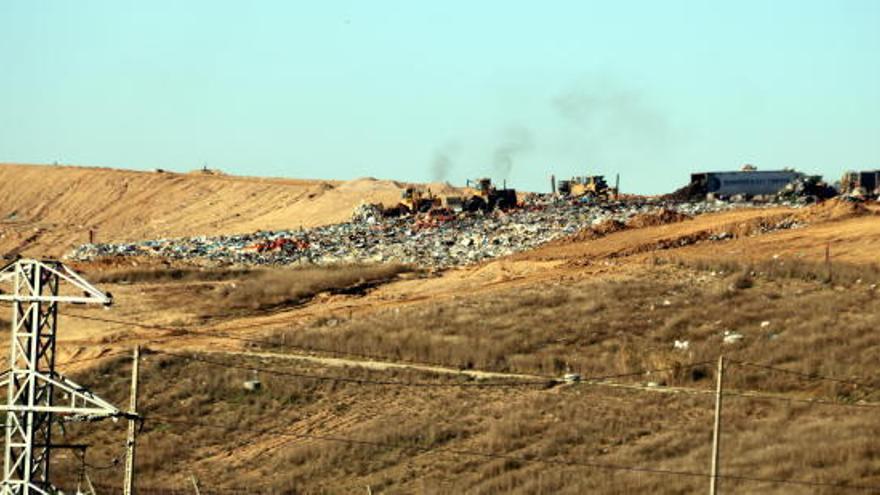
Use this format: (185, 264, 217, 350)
(777, 175, 837, 203)
(563, 373, 581, 384)
(723, 330, 744, 344)
(673, 339, 690, 350)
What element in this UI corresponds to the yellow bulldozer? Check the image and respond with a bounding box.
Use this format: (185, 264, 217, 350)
(399, 187, 441, 213)
(463, 178, 518, 211)
(558, 175, 617, 200)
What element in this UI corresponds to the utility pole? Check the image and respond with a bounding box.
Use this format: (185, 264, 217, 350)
(709, 355, 725, 495)
(0, 259, 129, 495)
(123, 346, 140, 495)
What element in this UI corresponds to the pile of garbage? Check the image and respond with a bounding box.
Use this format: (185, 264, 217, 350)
(777, 175, 837, 203)
(67, 198, 754, 269)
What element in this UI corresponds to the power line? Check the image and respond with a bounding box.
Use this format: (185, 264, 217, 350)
(65, 312, 713, 383)
(152, 349, 880, 409)
(143, 415, 880, 493)
(0, 351, 129, 379)
(153, 350, 552, 388)
(65, 313, 880, 401)
(74, 448, 122, 471)
(56, 351, 131, 368)
(61, 313, 880, 409)
(150, 349, 710, 389)
(0, 352, 132, 382)
(89, 479, 250, 495)
(722, 388, 880, 409)
(64, 312, 532, 375)
(727, 359, 876, 390)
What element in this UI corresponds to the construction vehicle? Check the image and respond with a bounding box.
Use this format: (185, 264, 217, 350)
(399, 187, 441, 213)
(558, 175, 617, 199)
(840, 170, 880, 198)
(464, 178, 517, 211)
(443, 195, 465, 212)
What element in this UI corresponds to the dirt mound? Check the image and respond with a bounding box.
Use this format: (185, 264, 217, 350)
(187, 168, 226, 176)
(0, 164, 446, 257)
(552, 219, 628, 245)
(425, 181, 461, 196)
(626, 209, 692, 228)
(594, 218, 628, 235)
(336, 177, 389, 191)
(544, 210, 693, 249)
(795, 198, 871, 222)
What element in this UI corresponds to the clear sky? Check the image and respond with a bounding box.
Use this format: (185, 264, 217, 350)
(1, 1, 878, 193)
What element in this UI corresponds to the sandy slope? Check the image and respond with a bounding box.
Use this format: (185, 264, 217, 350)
(0, 163, 439, 257)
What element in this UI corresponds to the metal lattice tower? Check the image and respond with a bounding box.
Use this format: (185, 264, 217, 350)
(0, 259, 126, 495)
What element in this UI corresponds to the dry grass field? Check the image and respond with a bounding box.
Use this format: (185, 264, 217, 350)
(48, 261, 880, 494)
(45, 251, 880, 491)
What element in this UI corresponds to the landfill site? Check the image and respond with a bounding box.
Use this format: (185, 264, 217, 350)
(62, 166, 874, 270)
(1, 162, 879, 494)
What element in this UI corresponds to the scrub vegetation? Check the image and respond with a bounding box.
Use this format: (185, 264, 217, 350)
(50, 262, 880, 494)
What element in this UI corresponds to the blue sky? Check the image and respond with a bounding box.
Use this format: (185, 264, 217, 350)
(1, 1, 878, 193)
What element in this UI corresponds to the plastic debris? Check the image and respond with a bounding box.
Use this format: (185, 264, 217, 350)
(722, 330, 744, 344)
(563, 373, 581, 384)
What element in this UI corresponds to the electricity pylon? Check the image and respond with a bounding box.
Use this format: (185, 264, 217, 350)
(0, 259, 130, 494)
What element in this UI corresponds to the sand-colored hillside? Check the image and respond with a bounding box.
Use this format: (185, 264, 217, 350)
(0, 164, 444, 257)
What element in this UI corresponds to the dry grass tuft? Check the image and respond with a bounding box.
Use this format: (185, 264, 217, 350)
(664, 256, 880, 286)
(728, 270, 754, 290)
(213, 264, 413, 311)
(90, 266, 253, 284)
